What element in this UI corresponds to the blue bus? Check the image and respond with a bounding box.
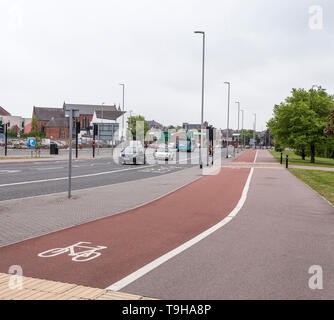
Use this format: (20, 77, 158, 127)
(177, 137, 196, 152)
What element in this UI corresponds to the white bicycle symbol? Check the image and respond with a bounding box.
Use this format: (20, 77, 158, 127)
(38, 242, 107, 262)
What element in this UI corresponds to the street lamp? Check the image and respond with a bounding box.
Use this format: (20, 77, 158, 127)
(119, 84, 125, 141)
(253, 113, 257, 150)
(194, 31, 205, 169)
(236, 101, 240, 152)
(241, 109, 245, 150)
(224, 82, 231, 158)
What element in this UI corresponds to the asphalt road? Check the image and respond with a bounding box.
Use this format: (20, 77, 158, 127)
(0, 147, 230, 201)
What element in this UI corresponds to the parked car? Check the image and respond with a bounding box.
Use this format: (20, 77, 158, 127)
(119, 146, 146, 165)
(154, 145, 174, 161)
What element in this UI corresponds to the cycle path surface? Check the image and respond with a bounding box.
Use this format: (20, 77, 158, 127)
(0, 151, 255, 289)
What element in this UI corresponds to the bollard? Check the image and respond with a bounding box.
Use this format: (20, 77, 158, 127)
(280, 152, 283, 164)
(286, 155, 289, 168)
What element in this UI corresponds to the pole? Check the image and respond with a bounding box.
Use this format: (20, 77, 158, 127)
(68, 109, 73, 199)
(4, 124, 7, 156)
(75, 123, 78, 159)
(224, 82, 230, 158)
(194, 31, 205, 169)
(253, 113, 256, 150)
(120, 84, 125, 141)
(236, 101, 240, 152)
(241, 109, 244, 150)
(93, 125, 96, 158)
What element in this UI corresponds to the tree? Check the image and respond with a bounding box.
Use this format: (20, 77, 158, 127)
(324, 108, 334, 136)
(239, 130, 259, 145)
(267, 88, 333, 163)
(31, 115, 38, 133)
(127, 115, 149, 141)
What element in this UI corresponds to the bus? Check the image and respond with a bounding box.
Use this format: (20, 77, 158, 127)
(177, 137, 196, 152)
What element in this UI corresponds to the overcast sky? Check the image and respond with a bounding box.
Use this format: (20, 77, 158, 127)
(1, 0, 334, 130)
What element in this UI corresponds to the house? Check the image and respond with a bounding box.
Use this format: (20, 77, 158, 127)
(45, 117, 69, 139)
(31, 103, 126, 139)
(64, 103, 124, 132)
(0, 106, 11, 117)
(146, 120, 163, 130)
(33, 107, 65, 133)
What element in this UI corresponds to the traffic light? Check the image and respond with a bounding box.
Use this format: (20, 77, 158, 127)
(0, 125, 4, 134)
(93, 124, 98, 136)
(208, 126, 214, 142)
(76, 122, 81, 134)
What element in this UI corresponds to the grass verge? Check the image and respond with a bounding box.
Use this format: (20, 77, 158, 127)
(270, 150, 334, 168)
(289, 168, 334, 205)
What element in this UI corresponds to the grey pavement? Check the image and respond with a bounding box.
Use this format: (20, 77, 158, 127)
(122, 150, 334, 300)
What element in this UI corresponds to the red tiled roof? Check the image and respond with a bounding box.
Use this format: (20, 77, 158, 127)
(0, 106, 11, 116)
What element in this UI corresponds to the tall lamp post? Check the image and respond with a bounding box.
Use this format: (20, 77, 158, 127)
(194, 30, 205, 169)
(224, 82, 231, 158)
(253, 113, 257, 150)
(236, 101, 240, 152)
(119, 83, 125, 141)
(241, 109, 245, 150)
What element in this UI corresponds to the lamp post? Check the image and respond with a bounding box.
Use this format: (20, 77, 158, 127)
(194, 30, 205, 169)
(241, 109, 244, 150)
(129, 110, 133, 140)
(224, 82, 231, 158)
(119, 84, 125, 141)
(253, 113, 257, 150)
(236, 101, 240, 152)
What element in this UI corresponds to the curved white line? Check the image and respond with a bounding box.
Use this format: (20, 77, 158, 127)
(106, 167, 255, 292)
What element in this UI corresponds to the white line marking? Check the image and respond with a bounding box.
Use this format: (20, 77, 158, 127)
(253, 150, 258, 164)
(36, 167, 64, 171)
(106, 167, 255, 292)
(0, 165, 155, 188)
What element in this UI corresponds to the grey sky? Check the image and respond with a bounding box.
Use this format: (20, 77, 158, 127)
(1, 0, 333, 130)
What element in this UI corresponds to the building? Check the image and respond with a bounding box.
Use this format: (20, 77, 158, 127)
(91, 109, 126, 141)
(182, 122, 209, 131)
(45, 118, 69, 139)
(0, 107, 32, 134)
(31, 103, 125, 139)
(0, 106, 11, 117)
(146, 120, 164, 130)
(33, 107, 65, 133)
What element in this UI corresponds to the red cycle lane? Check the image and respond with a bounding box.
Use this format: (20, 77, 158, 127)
(233, 149, 257, 163)
(0, 164, 252, 289)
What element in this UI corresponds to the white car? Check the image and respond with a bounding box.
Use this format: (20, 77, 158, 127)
(154, 146, 174, 161)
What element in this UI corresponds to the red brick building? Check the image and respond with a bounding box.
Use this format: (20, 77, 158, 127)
(45, 118, 69, 139)
(33, 107, 65, 133)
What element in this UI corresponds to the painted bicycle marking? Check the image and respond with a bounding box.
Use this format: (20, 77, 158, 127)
(38, 242, 107, 262)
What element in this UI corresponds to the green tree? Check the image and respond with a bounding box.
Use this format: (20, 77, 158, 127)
(127, 115, 149, 140)
(239, 130, 259, 145)
(267, 88, 333, 163)
(31, 115, 38, 132)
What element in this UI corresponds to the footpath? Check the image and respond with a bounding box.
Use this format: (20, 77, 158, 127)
(120, 150, 334, 299)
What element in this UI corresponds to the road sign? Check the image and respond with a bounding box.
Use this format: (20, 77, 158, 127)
(28, 138, 36, 148)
